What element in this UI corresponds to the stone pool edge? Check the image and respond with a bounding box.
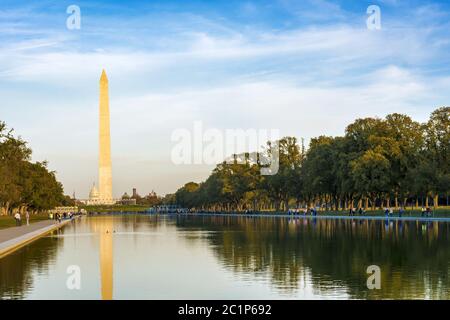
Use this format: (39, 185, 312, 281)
(0, 217, 79, 259)
(122, 212, 450, 222)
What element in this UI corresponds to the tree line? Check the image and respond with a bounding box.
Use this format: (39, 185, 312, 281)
(169, 107, 449, 212)
(0, 121, 71, 215)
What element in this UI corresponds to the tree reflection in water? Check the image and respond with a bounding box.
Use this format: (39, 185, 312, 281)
(0, 228, 64, 299)
(175, 216, 450, 299)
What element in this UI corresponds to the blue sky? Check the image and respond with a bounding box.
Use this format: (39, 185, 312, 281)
(1, 0, 450, 198)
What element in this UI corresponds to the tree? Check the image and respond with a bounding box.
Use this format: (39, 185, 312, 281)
(174, 182, 200, 208)
(423, 107, 450, 207)
(0, 121, 67, 214)
(350, 149, 390, 210)
(264, 137, 302, 211)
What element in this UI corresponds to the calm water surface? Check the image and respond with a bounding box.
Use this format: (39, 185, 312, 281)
(0, 214, 449, 299)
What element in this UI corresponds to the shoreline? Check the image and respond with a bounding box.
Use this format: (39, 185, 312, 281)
(0, 217, 79, 259)
(165, 212, 450, 222)
(91, 211, 450, 222)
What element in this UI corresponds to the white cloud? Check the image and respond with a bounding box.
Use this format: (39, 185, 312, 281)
(1, 3, 449, 197)
(0, 22, 442, 85)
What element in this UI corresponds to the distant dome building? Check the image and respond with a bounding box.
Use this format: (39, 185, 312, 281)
(90, 184, 100, 198)
(87, 183, 104, 205)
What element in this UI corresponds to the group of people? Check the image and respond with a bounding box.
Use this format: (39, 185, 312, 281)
(384, 207, 405, 217)
(288, 206, 434, 218)
(13, 211, 78, 227)
(383, 207, 434, 217)
(421, 207, 434, 217)
(147, 207, 437, 218)
(49, 211, 75, 223)
(288, 207, 318, 216)
(13, 211, 30, 226)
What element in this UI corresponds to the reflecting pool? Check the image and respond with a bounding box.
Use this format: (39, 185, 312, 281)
(0, 214, 449, 299)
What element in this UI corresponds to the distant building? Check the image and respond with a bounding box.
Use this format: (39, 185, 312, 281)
(86, 183, 105, 205)
(120, 191, 136, 205)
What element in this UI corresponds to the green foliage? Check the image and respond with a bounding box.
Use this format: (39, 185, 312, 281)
(0, 121, 67, 213)
(172, 108, 450, 211)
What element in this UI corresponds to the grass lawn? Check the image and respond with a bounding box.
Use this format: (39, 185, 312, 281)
(0, 214, 50, 230)
(80, 205, 149, 213)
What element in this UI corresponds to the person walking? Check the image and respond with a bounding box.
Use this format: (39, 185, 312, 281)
(25, 211, 30, 226)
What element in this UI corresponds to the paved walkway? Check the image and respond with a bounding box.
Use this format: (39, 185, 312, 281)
(0, 219, 74, 258)
(0, 220, 56, 242)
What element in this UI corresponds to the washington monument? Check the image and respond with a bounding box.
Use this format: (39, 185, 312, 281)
(97, 69, 113, 204)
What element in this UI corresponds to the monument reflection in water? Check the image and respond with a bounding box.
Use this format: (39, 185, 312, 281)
(92, 218, 114, 300)
(0, 215, 449, 300)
